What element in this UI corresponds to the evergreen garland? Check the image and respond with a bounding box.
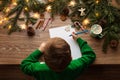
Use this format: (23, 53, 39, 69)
(0, 0, 120, 52)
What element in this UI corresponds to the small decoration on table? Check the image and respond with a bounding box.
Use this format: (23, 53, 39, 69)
(42, 18, 52, 31)
(27, 26, 35, 36)
(90, 24, 103, 38)
(60, 7, 69, 21)
(110, 39, 119, 48)
(78, 8, 86, 16)
(36, 13, 45, 29)
(73, 21, 86, 31)
(60, 15, 67, 21)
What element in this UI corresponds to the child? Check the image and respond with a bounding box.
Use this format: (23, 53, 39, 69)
(21, 33, 96, 80)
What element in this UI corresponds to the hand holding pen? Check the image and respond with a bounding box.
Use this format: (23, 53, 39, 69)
(69, 30, 89, 36)
(71, 32, 79, 41)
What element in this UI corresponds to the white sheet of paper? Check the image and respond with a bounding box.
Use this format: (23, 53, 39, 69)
(49, 25, 81, 60)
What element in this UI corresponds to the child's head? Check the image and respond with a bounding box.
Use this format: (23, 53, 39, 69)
(44, 37, 72, 72)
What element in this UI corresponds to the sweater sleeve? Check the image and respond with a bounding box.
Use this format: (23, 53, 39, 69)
(77, 37, 96, 65)
(69, 38, 96, 73)
(20, 49, 43, 76)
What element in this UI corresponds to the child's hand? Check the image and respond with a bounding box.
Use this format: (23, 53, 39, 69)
(39, 42, 46, 53)
(72, 32, 79, 41)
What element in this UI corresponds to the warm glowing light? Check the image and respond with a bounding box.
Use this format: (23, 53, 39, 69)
(5, 8, 10, 13)
(26, 0, 29, 2)
(33, 13, 40, 18)
(3, 17, 9, 21)
(69, 0, 76, 7)
(96, 0, 100, 4)
(82, 19, 90, 25)
(24, 7, 28, 11)
(13, 2, 17, 6)
(8, 25, 12, 29)
(0, 20, 2, 24)
(46, 5, 52, 12)
(20, 24, 26, 30)
(95, 12, 99, 17)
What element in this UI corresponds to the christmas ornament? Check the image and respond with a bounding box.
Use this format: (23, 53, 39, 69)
(60, 15, 67, 21)
(78, 8, 86, 16)
(90, 24, 103, 38)
(60, 7, 69, 21)
(110, 39, 119, 48)
(27, 26, 35, 36)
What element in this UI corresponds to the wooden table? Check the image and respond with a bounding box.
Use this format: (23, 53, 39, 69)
(0, 15, 120, 65)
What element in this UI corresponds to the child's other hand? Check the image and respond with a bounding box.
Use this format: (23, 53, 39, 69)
(39, 42, 46, 53)
(72, 32, 79, 41)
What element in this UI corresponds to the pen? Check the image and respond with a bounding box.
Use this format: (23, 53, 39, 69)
(69, 30, 89, 36)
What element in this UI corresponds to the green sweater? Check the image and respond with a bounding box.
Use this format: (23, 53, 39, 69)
(21, 38, 96, 80)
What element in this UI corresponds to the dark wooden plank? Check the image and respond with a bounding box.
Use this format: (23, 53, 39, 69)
(0, 65, 120, 80)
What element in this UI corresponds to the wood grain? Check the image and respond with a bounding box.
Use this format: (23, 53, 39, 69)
(0, 15, 120, 65)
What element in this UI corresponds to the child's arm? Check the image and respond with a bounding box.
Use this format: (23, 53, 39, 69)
(76, 37, 96, 66)
(20, 42, 47, 76)
(71, 32, 96, 66)
(69, 33, 96, 75)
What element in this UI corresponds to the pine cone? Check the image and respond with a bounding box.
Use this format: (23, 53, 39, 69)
(60, 15, 67, 21)
(27, 26, 35, 36)
(110, 39, 119, 48)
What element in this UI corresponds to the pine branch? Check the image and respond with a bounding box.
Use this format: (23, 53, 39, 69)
(8, 4, 24, 34)
(0, 0, 11, 11)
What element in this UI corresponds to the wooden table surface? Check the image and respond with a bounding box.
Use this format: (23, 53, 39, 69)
(0, 15, 120, 65)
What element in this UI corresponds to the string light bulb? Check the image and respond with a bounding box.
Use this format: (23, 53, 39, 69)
(26, 0, 29, 3)
(8, 25, 12, 29)
(69, 0, 76, 7)
(0, 20, 2, 24)
(13, 2, 17, 6)
(3, 17, 9, 21)
(82, 18, 90, 25)
(95, 12, 99, 17)
(96, 0, 100, 4)
(46, 5, 52, 12)
(24, 7, 28, 11)
(20, 24, 26, 30)
(12, 0, 17, 6)
(33, 13, 40, 18)
(5, 8, 10, 13)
